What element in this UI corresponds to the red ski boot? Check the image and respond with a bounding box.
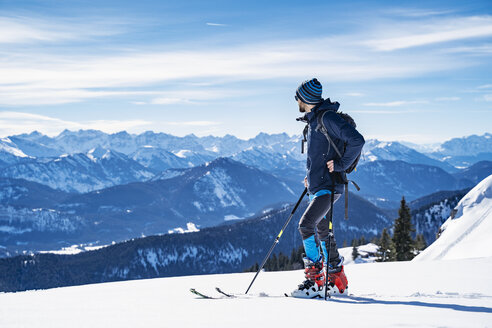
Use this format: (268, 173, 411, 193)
(291, 257, 325, 298)
(327, 265, 348, 295)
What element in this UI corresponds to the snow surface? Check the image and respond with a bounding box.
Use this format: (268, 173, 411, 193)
(1, 257, 491, 327)
(167, 222, 200, 234)
(415, 174, 492, 261)
(39, 243, 109, 255)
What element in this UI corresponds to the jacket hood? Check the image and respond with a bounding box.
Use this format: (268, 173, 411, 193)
(315, 98, 340, 113)
(304, 98, 339, 122)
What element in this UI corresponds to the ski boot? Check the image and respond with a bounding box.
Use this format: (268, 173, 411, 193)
(291, 257, 325, 298)
(326, 256, 348, 295)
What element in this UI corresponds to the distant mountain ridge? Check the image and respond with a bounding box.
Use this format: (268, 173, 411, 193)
(427, 133, 492, 168)
(350, 160, 475, 204)
(1, 129, 490, 197)
(361, 139, 458, 173)
(0, 147, 154, 193)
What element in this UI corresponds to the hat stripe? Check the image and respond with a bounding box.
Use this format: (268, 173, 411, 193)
(306, 80, 322, 91)
(302, 86, 319, 98)
(296, 78, 322, 104)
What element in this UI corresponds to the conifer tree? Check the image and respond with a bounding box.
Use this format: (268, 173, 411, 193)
(351, 240, 359, 261)
(271, 253, 279, 271)
(392, 197, 415, 261)
(377, 228, 392, 262)
(359, 235, 366, 245)
(414, 234, 427, 253)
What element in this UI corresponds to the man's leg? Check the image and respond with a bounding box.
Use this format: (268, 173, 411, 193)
(292, 193, 334, 298)
(316, 193, 349, 295)
(316, 194, 341, 266)
(298, 193, 335, 262)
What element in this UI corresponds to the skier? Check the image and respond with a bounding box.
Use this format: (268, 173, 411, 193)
(291, 78, 365, 298)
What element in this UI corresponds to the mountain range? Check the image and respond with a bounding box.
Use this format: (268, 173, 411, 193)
(0, 129, 491, 258)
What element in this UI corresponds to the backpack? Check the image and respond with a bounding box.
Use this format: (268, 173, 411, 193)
(298, 109, 361, 220)
(316, 110, 361, 174)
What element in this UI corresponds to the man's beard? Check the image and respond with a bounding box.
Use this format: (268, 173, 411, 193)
(299, 104, 305, 113)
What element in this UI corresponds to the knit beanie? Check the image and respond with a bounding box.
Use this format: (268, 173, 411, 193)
(296, 78, 323, 104)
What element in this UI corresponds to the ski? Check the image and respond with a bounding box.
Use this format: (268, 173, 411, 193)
(215, 287, 235, 298)
(191, 287, 295, 299)
(190, 288, 216, 299)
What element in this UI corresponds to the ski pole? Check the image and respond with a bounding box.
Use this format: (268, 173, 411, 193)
(245, 187, 308, 294)
(324, 182, 335, 300)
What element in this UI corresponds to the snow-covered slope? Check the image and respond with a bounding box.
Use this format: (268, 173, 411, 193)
(414, 174, 492, 261)
(0, 138, 33, 168)
(1, 257, 491, 328)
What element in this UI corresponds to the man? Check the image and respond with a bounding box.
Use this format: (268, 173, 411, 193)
(291, 78, 365, 298)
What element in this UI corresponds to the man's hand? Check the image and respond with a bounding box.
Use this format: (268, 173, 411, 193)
(326, 160, 335, 173)
(304, 176, 308, 188)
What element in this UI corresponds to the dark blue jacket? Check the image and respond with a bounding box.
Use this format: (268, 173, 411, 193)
(304, 99, 365, 194)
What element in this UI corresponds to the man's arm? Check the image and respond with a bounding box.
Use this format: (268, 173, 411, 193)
(323, 111, 365, 172)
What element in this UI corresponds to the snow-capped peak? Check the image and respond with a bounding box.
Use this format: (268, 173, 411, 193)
(87, 147, 112, 162)
(0, 138, 29, 158)
(173, 150, 192, 158)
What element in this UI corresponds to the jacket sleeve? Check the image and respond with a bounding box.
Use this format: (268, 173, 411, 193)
(323, 111, 365, 172)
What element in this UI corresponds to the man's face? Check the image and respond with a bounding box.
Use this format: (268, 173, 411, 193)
(297, 99, 306, 113)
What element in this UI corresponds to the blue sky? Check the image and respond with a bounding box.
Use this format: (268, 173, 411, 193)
(0, 0, 491, 143)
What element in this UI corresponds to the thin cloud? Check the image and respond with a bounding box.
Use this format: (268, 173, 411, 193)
(0, 111, 152, 137)
(363, 100, 428, 107)
(484, 94, 492, 102)
(151, 97, 191, 105)
(164, 121, 220, 126)
(478, 84, 492, 89)
(443, 44, 492, 54)
(206, 22, 227, 27)
(0, 15, 124, 44)
(365, 133, 451, 143)
(345, 92, 365, 97)
(364, 16, 492, 51)
(435, 97, 460, 101)
(351, 109, 422, 114)
(387, 8, 455, 18)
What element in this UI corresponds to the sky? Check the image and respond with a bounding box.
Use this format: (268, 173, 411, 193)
(0, 0, 491, 144)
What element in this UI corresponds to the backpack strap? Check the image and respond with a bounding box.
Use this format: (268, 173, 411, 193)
(316, 111, 343, 158)
(301, 124, 308, 154)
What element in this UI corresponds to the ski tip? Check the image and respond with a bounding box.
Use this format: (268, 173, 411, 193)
(215, 287, 234, 298)
(284, 293, 289, 297)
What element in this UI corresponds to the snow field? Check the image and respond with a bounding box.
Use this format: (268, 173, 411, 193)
(1, 257, 491, 328)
